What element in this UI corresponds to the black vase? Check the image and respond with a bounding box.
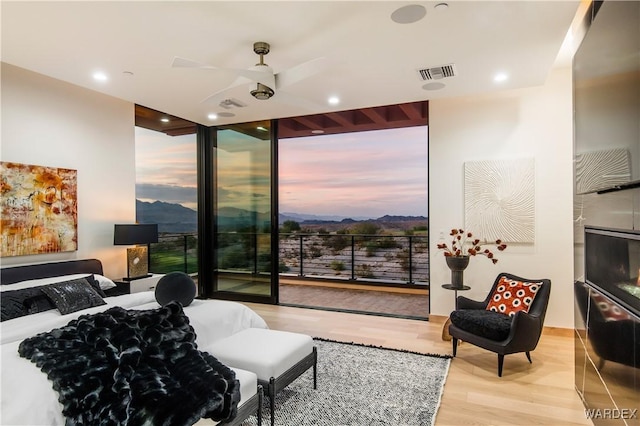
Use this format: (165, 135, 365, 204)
(446, 256, 470, 289)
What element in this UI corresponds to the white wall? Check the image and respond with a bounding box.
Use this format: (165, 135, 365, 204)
(1, 63, 136, 279)
(429, 67, 575, 328)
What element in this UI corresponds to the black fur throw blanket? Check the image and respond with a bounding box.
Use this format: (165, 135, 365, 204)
(18, 302, 240, 426)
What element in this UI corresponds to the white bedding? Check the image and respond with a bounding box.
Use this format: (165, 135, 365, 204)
(0, 291, 268, 425)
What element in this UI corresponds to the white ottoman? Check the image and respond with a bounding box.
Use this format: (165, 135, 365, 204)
(206, 328, 317, 426)
(194, 367, 263, 426)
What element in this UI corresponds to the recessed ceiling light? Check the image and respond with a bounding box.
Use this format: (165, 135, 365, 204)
(328, 96, 340, 105)
(207, 113, 218, 120)
(92, 72, 108, 82)
(494, 73, 508, 83)
(391, 4, 427, 24)
(160, 117, 170, 123)
(257, 126, 268, 132)
(422, 82, 446, 91)
(311, 130, 325, 134)
(434, 3, 449, 11)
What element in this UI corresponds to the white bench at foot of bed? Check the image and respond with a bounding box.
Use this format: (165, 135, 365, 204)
(205, 328, 317, 426)
(194, 367, 263, 426)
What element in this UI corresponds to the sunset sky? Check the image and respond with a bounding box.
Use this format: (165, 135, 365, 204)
(135, 125, 428, 219)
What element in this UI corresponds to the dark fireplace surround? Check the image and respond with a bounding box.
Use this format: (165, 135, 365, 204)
(575, 226, 639, 422)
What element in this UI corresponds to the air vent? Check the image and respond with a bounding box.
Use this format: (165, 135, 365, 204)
(417, 64, 457, 81)
(219, 98, 247, 109)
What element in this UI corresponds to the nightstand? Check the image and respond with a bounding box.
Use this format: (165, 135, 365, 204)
(111, 274, 164, 295)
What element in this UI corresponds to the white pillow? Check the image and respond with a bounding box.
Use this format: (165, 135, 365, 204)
(0, 273, 116, 291)
(93, 274, 116, 290)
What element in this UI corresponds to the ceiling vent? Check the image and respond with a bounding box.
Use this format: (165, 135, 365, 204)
(417, 64, 457, 81)
(219, 98, 247, 109)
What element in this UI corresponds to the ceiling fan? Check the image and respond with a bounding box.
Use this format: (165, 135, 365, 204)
(171, 42, 326, 106)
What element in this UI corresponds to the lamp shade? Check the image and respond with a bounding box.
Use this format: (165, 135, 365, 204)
(114, 224, 158, 245)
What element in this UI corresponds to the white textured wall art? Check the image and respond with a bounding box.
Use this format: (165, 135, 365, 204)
(465, 158, 535, 243)
(575, 148, 631, 194)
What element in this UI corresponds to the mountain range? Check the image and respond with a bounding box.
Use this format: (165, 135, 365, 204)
(136, 200, 426, 233)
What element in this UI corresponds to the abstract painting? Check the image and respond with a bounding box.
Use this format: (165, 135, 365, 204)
(575, 148, 631, 194)
(464, 158, 535, 243)
(1, 162, 78, 257)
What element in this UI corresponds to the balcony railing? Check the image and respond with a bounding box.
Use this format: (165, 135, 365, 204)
(150, 232, 429, 286)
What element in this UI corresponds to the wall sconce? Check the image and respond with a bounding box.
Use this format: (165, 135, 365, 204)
(113, 224, 158, 281)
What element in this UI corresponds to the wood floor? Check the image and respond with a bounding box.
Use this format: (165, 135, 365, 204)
(242, 302, 592, 426)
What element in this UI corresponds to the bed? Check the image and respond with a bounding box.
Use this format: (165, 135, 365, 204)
(0, 259, 268, 425)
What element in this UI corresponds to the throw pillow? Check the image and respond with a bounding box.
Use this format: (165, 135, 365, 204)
(1, 287, 55, 321)
(155, 272, 197, 307)
(41, 278, 106, 315)
(591, 292, 632, 321)
(486, 276, 542, 317)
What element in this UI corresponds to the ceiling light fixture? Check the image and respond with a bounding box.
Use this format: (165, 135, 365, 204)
(250, 82, 275, 100)
(92, 71, 108, 82)
(328, 96, 340, 105)
(160, 118, 170, 123)
(311, 130, 325, 134)
(434, 3, 449, 11)
(494, 73, 508, 83)
(422, 82, 446, 91)
(207, 113, 218, 120)
(257, 126, 268, 132)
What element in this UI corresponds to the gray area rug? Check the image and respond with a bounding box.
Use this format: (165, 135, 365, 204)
(243, 338, 451, 426)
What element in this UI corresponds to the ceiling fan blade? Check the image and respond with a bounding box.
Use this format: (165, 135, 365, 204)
(275, 57, 327, 89)
(200, 75, 253, 104)
(172, 57, 269, 83)
(171, 56, 218, 69)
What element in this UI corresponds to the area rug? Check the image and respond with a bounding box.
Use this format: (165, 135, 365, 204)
(243, 338, 451, 426)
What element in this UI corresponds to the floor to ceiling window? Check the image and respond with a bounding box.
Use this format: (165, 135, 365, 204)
(212, 121, 276, 300)
(134, 123, 198, 275)
(134, 100, 429, 316)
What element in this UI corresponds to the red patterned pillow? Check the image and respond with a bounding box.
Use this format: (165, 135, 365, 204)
(486, 276, 542, 317)
(591, 293, 631, 322)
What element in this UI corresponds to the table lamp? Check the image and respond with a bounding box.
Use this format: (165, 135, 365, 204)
(113, 224, 158, 281)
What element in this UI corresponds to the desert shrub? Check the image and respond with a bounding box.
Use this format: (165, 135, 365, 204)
(351, 222, 380, 235)
(281, 220, 301, 233)
(322, 234, 350, 253)
(355, 264, 375, 278)
(330, 260, 345, 271)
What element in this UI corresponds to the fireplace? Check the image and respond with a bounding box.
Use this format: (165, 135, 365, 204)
(585, 226, 640, 317)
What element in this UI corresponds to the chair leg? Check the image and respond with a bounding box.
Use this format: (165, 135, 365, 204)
(525, 351, 532, 364)
(268, 377, 276, 426)
(497, 354, 504, 377)
(452, 337, 458, 357)
(313, 346, 318, 389)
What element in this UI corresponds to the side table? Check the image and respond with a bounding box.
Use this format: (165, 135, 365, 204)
(108, 274, 164, 295)
(441, 284, 470, 341)
(441, 284, 471, 310)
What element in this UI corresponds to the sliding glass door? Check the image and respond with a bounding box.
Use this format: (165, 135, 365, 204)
(210, 120, 277, 302)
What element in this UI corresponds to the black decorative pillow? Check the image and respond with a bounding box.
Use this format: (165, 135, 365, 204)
(84, 274, 107, 298)
(449, 309, 513, 341)
(1, 287, 55, 321)
(41, 279, 106, 315)
(155, 272, 197, 307)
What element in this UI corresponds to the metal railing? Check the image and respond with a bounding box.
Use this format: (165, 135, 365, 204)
(150, 232, 429, 286)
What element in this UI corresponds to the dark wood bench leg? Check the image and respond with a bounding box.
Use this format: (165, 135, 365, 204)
(268, 377, 276, 426)
(313, 346, 318, 389)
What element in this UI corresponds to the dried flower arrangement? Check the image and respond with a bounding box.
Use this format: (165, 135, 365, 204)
(437, 228, 507, 264)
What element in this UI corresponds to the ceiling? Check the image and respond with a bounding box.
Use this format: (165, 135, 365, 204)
(2, 1, 580, 129)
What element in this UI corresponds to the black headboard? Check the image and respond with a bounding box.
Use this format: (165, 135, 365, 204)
(0, 259, 104, 285)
